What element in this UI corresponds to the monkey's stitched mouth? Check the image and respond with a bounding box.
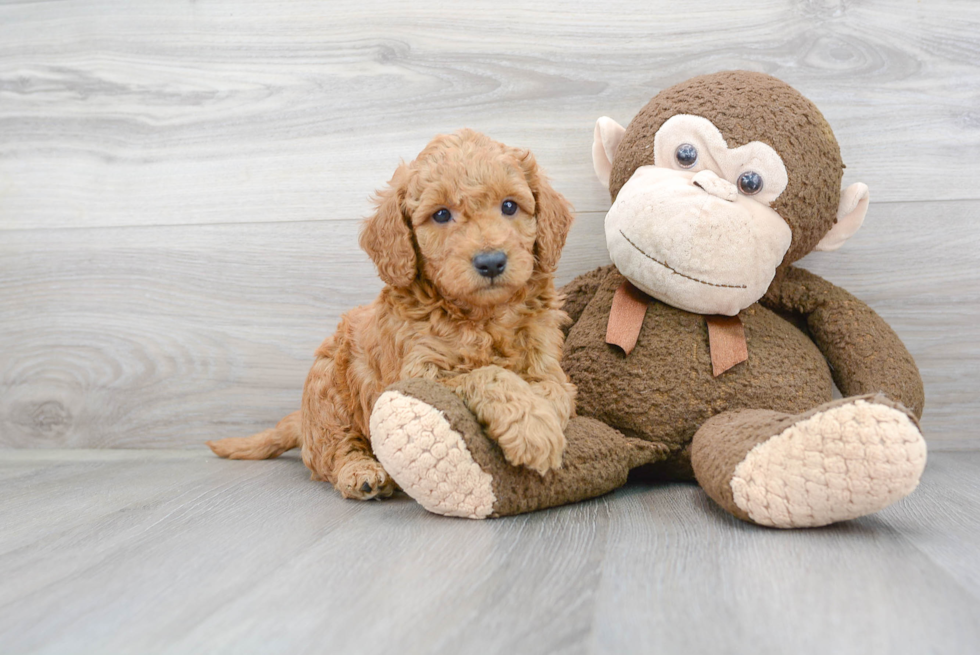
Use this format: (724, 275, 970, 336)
(619, 230, 747, 290)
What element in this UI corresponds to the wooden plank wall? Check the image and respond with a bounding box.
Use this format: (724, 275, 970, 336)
(1, 0, 978, 449)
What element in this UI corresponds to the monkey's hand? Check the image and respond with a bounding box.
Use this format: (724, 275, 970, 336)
(763, 266, 924, 418)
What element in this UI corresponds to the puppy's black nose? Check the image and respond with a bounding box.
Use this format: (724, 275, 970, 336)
(472, 251, 508, 278)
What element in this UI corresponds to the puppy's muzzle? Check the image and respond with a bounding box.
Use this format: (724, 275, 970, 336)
(472, 251, 508, 279)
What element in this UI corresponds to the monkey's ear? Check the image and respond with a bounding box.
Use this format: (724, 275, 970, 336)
(815, 183, 869, 252)
(359, 164, 418, 287)
(592, 117, 626, 189)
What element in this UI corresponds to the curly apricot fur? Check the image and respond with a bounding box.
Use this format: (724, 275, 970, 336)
(207, 130, 576, 497)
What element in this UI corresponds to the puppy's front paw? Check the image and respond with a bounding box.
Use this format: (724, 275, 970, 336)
(335, 458, 397, 500)
(493, 401, 566, 475)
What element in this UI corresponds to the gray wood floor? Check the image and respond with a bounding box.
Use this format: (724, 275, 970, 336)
(1, 449, 978, 655)
(3, 2, 980, 654)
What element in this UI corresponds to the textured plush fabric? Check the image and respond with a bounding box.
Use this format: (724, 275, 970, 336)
(559, 265, 610, 334)
(605, 280, 650, 355)
(653, 115, 789, 204)
(605, 165, 793, 315)
(689, 408, 785, 522)
(370, 389, 496, 519)
(763, 267, 925, 418)
(690, 395, 925, 528)
(593, 116, 626, 188)
(816, 182, 869, 251)
(563, 265, 835, 479)
(376, 379, 668, 517)
(609, 71, 844, 265)
(705, 315, 748, 376)
(369, 72, 927, 526)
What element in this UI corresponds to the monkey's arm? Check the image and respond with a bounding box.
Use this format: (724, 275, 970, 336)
(558, 265, 614, 336)
(761, 266, 924, 419)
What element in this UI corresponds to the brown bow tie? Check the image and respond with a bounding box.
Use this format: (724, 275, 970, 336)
(605, 280, 748, 377)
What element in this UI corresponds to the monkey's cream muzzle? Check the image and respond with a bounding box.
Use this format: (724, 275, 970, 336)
(593, 113, 869, 316)
(605, 165, 792, 316)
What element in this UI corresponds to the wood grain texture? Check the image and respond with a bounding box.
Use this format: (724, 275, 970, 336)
(0, 449, 977, 654)
(0, 214, 608, 448)
(1, 0, 978, 449)
(2, 4, 977, 653)
(2, 201, 976, 449)
(0, 0, 979, 232)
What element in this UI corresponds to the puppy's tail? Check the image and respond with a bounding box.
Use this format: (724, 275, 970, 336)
(207, 410, 302, 460)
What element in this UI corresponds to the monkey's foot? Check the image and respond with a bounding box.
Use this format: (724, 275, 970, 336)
(370, 379, 667, 519)
(692, 394, 927, 528)
(369, 382, 496, 518)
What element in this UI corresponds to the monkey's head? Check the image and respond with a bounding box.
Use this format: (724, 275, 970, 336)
(593, 71, 869, 316)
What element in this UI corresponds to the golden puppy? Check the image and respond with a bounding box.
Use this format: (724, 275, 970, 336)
(207, 130, 576, 499)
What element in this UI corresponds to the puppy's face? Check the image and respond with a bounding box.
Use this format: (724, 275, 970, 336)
(359, 130, 574, 306)
(406, 145, 538, 307)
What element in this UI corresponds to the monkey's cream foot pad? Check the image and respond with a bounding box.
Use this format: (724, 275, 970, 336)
(730, 399, 928, 528)
(370, 379, 663, 519)
(370, 390, 497, 519)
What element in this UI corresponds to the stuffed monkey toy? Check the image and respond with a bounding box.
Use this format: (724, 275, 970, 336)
(368, 71, 927, 528)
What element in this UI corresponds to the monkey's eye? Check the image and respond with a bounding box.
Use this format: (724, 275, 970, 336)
(432, 208, 453, 224)
(675, 143, 698, 169)
(737, 171, 763, 195)
(501, 200, 519, 216)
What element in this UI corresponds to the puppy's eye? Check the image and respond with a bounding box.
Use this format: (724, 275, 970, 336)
(432, 208, 453, 224)
(737, 171, 763, 195)
(501, 200, 519, 216)
(675, 143, 698, 169)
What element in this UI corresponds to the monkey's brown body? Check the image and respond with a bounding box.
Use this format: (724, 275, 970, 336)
(562, 265, 833, 479)
(369, 71, 929, 527)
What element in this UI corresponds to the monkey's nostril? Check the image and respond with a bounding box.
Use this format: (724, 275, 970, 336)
(692, 170, 738, 202)
(472, 251, 508, 279)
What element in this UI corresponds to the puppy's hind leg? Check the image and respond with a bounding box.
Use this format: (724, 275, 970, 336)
(207, 410, 302, 459)
(330, 434, 398, 501)
(301, 355, 397, 501)
(301, 404, 397, 500)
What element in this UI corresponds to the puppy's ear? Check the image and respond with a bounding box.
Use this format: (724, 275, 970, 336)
(359, 164, 418, 288)
(522, 152, 574, 274)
